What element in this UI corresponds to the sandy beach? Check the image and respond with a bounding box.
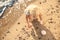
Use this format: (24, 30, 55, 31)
(0, 0, 60, 40)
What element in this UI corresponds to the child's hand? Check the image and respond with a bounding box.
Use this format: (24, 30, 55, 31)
(40, 21, 43, 25)
(28, 22, 32, 28)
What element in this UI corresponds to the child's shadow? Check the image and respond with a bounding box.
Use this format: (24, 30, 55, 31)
(31, 19, 56, 40)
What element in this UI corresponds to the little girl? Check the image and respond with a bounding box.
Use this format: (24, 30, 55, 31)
(24, 4, 43, 28)
(24, 4, 46, 35)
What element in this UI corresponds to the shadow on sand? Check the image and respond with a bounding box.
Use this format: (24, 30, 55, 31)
(31, 19, 56, 40)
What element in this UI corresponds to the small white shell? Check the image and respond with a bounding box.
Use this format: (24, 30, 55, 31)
(41, 30, 46, 35)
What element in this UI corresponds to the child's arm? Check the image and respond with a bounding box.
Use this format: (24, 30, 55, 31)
(26, 15, 29, 26)
(39, 13, 43, 24)
(26, 15, 32, 28)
